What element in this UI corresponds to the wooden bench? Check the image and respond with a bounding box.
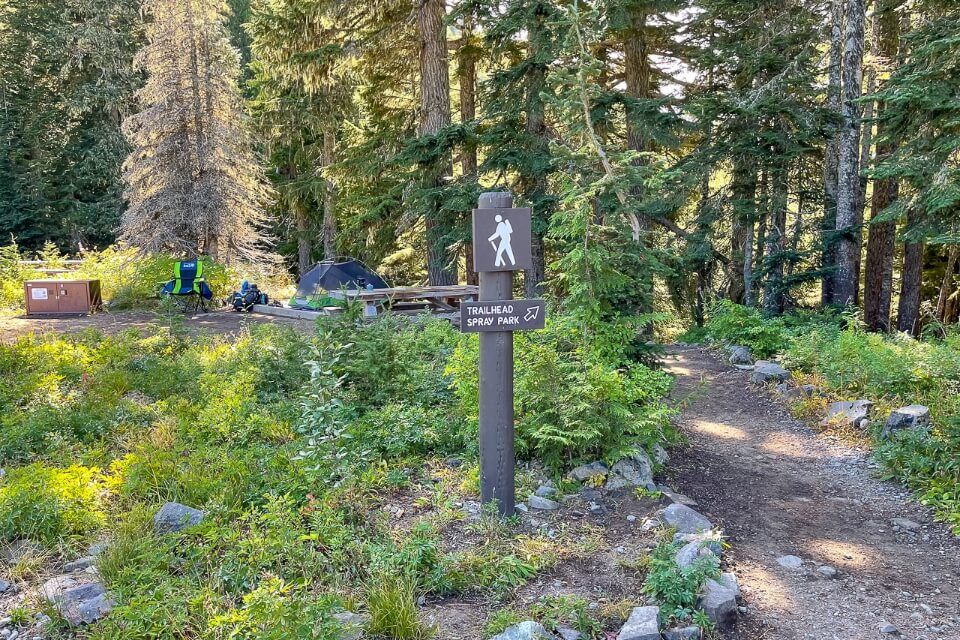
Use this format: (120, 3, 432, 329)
(326, 285, 479, 317)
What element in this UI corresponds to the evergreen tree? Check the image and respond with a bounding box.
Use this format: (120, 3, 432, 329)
(874, 1, 960, 332)
(121, 0, 272, 263)
(833, 0, 868, 307)
(0, 0, 142, 250)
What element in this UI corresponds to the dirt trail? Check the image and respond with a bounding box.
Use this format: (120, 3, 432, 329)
(664, 345, 960, 640)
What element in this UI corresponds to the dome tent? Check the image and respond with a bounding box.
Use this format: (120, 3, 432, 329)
(290, 259, 389, 310)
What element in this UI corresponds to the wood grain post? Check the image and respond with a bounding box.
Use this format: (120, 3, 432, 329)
(477, 192, 515, 515)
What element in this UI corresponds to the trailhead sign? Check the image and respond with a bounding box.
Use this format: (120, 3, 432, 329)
(461, 299, 546, 332)
(464, 192, 546, 516)
(472, 207, 533, 272)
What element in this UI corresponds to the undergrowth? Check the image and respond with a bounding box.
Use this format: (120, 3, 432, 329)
(0, 312, 677, 635)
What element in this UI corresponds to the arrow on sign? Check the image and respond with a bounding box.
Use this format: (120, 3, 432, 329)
(524, 306, 540, 322)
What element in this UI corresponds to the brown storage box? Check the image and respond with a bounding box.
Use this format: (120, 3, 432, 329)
(24, 280, 102, 316)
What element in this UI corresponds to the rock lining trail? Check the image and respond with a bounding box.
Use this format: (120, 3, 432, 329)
(664, 345, 960, 640)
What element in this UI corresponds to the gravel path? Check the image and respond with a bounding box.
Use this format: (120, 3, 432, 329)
(664, 345, 960, 640)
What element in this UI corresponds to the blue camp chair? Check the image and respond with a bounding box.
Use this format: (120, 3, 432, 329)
(160, 260, 214, 312)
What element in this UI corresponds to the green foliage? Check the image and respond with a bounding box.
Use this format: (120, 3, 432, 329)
(365, 573, 435, 640)
(642, 541, 719, 623)
(697, 300, 789, 358)
(449, 315, 676, 470)
(0, 464, 106, 547)
(0, 241, 42, 308)
(74, 247, 235, 308)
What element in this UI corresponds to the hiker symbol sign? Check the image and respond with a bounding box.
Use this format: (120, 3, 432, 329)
(472, 208, 532, 272)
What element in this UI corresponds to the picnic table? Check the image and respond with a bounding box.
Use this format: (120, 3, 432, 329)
(326, 284, 479, 317)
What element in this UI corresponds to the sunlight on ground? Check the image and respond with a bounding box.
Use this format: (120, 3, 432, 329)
(803, 539, 873, 571)
(737, 561, 796, 612)
(760, 433, 821, 459)
(667, 364, 694, 376)
(688, 419, 747, 440)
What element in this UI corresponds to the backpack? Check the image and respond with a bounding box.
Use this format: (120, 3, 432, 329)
(231, 282, 268, 312)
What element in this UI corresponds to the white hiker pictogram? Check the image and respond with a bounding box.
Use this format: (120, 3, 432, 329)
(488, 214, 515, 267)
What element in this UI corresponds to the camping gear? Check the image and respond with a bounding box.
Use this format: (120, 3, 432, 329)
(24, 280, 102, 316)
(290, 259, 389, 310)
(160, 260, 213, 312)
(230, 281, 268, 312)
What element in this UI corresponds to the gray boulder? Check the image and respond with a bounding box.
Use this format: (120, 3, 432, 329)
(568, 461, 608, 483)
(333, 611, 370, 640)
(64, 557, 96, 573)
(534, 484, 557, 498)
(882, 405, 931, 439)
(606, 454, 656, 491)
(663, 627, 701, 640)
(820, 400, 872, 428)
(491, 621, 555, 640)
(776, 555, 803, 569)
(750, 361, 789, 384)
(663, 503, 712, 534)
(659, 486, 698, 507)
(718, 571, 740, 597)
(697, 578, 737, 629)
(673, 531, 723, 564)
(528, 495, 560, 511)
(616, 606, 660, 640)
(675, 540, 718, 569)
(891, 517, 922, 531)
(727, 345, 753, 365)
(153, 502, 204, 534)
(555, 627, 583, 640)
(780, 384, 816, 401)
(41, 576, 113, 626)
(652, 444, 670, 466)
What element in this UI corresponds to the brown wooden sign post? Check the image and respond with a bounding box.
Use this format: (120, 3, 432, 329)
(468, 192, 544, 516)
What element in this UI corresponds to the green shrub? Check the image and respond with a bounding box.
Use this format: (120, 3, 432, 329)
(448, 316, 677, 470)
(699, 299, 787, 358)
(641, 541, 719, 623)
(0, 464, 106, 546)
(365, 573, 434, 640)
(74, 247, 234, 308)
(0, 241, 42, 309)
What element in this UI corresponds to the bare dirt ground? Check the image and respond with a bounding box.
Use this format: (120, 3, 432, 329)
(0, 309, 316, 343)
(664, 345, 960, 640)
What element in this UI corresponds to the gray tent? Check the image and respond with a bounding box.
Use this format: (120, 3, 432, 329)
(289, 259, 389, 309)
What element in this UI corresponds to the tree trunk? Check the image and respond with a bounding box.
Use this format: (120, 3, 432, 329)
(322, 127, 337, 261)
(418, 0, 456, 285)
(822, 0, 844, 305)
(523, 4, 550, 298)
(854, 14, 878, 298)
(897, 209, 923, 334)
(457, 14, 478, 286)
(833, 0, 867, 307)
(728, 159, 757, 304)
(936, 246, 960, 323)
(751, 170, 769, 306)
(863, 2, 900, 331)
(763, 163, 789, 315)
(622, 5, 655, 328)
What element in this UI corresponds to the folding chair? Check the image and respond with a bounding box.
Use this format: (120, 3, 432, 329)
(159, 260, 214, 312)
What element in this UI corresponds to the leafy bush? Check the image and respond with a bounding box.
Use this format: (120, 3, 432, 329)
(74, 247, 234, 308)
(0, 241, 42, 309)
(448, 315, 677, 470)
(641, 541, 719, 623)
(0, 464, 106, 546)
(697, 300, 788, 358)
